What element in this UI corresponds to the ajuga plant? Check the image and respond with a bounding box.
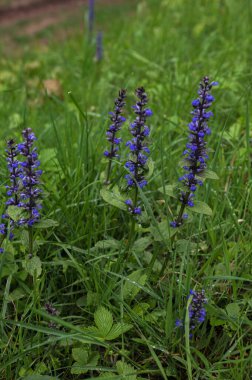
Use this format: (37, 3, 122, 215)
(0, 139, 20, 251)
(104, 89, 127, 184)
(176, 289, 207, 337)
(17, 128, 42, 256)
(124, 87, 152, 216)
(0, 128, 42, 256)
(171, 77, 218, 227)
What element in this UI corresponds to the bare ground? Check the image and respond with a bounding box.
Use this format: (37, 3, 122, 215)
(0, 0, 128, 34)
(0, 0, 88, 29)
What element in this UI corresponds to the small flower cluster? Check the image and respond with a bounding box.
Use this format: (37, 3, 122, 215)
(176, 289, 207, 335)
(125, 199, 141, 215)
(0, 128, 42, 248)
(17, 128, 42, 226)
(0, 139, 21, 245)
(125, 87, 152, 215)
(171, 77, 218, 227)
(104, 89, 127, 159)
(5, 138, 21, 206)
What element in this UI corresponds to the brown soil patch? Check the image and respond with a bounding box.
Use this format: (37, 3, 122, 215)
(0, 0, 87, 28)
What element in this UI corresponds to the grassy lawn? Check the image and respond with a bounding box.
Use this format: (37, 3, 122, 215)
(0, 0, 252, 379)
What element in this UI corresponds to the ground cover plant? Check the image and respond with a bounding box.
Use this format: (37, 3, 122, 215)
(0, 0, 252, 379)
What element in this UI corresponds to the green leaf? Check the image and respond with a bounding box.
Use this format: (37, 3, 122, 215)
(157, 184, 177, 198)
(123, 270, 147, 301)
(150, 220, 177, 241)
(197, 169, 219, 180)
(40, 148, 56, 164)
(210, 317, 226, 327)
(94, 239, 121, 251)
(189, 201, 213, 216)
(71, 349, 99, 375)
(7, 287, 26, 302)
(132, 237, 151, 253)
(6, 205, 23, 222)
(98, 373, 117, 378)
(94, 307, 113, 337)
(0, 251, 18, 277)
(132, 303, 150, 317)
(33, 219, 59, 229)
(146, 158, 154, 178)
(72, 347, 89, 364)
(105, 323, 132, 340)
(176, 240, 197, 254)
(142, 251, 162, 272)
(116, 361, 137, 380)
(22, 256, 42, 277)
(100, 186, 126, 211)
(226, 303, 240, 319)
(22, 376, 59, 380)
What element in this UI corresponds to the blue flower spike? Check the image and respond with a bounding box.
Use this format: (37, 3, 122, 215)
(104, 89, 127, 184)
(171, 77, 218, 227)
(125, 87, 152, 215)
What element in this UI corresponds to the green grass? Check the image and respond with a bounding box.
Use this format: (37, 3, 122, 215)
(0, 0, 252, 379)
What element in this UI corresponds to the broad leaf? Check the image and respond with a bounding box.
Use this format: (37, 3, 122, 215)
(22, 256, 42, 277)
(94, 307, 113, 337)
(150, 220, 177, 241)
(116, 361, 137, 380)
(6, 205, 23, 222)
(98, 373, 117, 378)
(94, 239, 121, 251)
(71, 348, 99, 375)
(157, 184, 177, 198)
(100, 186, 126, 211)
(176, 239, 197, 254)
(226, 303, 240, 319)
(146, 158, 154, 178)
(189, 201, 213, 216)
(72, 347, 89, 364)
(197, 169, 219, 180)
(132, 237, 151, 253)
(123, 270, 147, 301)
(23, 376, 59, 380)
(33, 219, 59, 229)
(105, 323, 132, 340)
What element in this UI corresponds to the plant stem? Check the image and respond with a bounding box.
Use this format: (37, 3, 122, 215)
(105, 158, 112, 185)
(175, 191, 190, 226)
(28, 226, 33, 257)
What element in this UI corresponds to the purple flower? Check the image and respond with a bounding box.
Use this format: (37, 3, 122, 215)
(171, 76, 218, 227)
(0, 139, 23, 240)
(175, 319, 183, 328)
(125, 87, 152, 190)
(188, 290, 207, 330)
(125, 199, 142, 215)
(124, 87, 152, 216)
(17, 128, 42, 226)
(104, 89, 127, 184)
(0, 224, 6, 235)
(5, 139, 21, 206)
(175, 289, 207, 336)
